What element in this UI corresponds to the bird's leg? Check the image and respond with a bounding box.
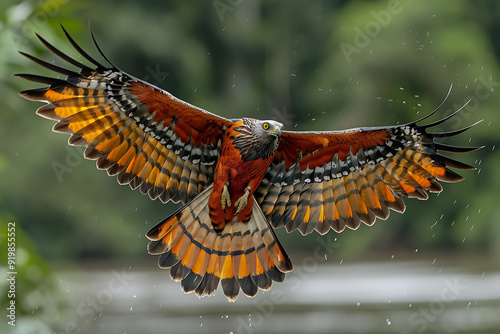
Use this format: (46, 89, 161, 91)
(221, 181, 231, 212)
(234, 186, 251, 216)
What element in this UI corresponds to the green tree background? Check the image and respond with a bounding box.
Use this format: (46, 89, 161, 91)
(1, 0, 499, 332)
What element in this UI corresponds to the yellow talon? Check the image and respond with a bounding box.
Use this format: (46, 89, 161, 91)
(221, 181, 231, 211)
(234, 186, 251, 216)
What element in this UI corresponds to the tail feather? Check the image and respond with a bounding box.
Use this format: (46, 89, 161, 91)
(170, 208, 211, 281)
(194, 234, 221, 297)
(146, 186, 293, 300)
(230, 222, 258, 297)
(241, 222, 271, 290)
(181, 228, 217, 293)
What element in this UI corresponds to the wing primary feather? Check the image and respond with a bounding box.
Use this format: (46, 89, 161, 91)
(434, 143, 483, 153)
(410, 83, 453, 125)
(18, 52, 78, 77)
(419, 99, 471, 130)
(60, 24, 106, 69)
(430, 120, 483, 138)
(439, 156, 476, 170)
(88, 23, 120, 70)
(35, 33, 94, 73)
(14, 74, 68, 86)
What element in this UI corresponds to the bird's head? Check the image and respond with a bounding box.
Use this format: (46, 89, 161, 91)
(232, 118, 283, 161)
(256, 119, 283, 139)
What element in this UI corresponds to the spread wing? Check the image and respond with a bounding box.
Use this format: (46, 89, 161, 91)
(16, 26, 233, 204)
(255, 95, 482, 235)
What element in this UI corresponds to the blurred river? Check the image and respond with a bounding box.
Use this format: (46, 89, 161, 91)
(54, 260, 499, 334)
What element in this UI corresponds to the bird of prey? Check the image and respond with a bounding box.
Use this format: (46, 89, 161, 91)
(17, 26, 481, 301)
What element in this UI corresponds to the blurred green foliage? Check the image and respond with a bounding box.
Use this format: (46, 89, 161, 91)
(0, 219, 68, 333)
(1, 0, 499, 269)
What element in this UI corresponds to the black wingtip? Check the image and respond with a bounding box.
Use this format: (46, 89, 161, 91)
(14, 73, 68, 86)
(88, 22, 119, 70)
(18, 51, 78, 77)
(59, 23, 106, 69)
(420, 99, 472, 130)
(430, 119, 483, 138)
(34, 31, 94, 73)
(434, 142, 484, 153)
(412, 83, 454, 125)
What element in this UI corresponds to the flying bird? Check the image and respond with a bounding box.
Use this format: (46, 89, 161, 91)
(17, 26, 481, 301)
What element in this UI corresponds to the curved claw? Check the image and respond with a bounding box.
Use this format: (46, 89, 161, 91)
(221, 182, 231, 212)
(234, 186, 251, 216)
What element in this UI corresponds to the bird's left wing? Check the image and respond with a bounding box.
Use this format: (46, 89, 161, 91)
(255, 101, 482, 235)
(17, 26, 233, 204)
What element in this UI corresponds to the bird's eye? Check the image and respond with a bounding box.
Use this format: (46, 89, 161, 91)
(263, 123, 269, 130)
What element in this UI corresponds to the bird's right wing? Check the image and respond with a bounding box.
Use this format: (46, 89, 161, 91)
(17, 26, 233, 204)
(256, 94, 482, 235)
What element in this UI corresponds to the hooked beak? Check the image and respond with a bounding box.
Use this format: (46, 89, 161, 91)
(270, 125, 281, 138)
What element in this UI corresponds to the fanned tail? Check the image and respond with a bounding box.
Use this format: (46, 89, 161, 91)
(146, 185, 293, 300)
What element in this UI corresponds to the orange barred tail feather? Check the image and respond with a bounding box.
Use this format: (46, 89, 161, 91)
(146, 185, 293, 301)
